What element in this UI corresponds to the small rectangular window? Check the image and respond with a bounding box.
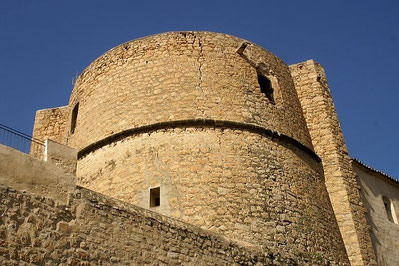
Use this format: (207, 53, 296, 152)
(150, 187, 160, 207)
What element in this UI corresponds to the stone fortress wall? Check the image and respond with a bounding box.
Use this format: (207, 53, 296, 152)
(55, 32, 347, 263)
(67, 32, 313, 150)
(24, 31, 383, 265)
(290, 60, 377, 265)
(0, 144, 275, 265)
(77, 127, 347, 262)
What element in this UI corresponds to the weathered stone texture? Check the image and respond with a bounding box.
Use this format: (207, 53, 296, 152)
(31, 106, 68, 153)
(61, 32, 348, 264)
(66, 31, 313, 150)
(289, 60, 377, 265)
(77, 127, 348, 264)
(0, 183, 343, 265)
(21, 31, 382, 264)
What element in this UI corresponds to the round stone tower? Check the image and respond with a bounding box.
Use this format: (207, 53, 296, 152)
(66, 32, 348, 263)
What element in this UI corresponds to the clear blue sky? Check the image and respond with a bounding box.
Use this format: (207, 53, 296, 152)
(1, 1, 398, 178)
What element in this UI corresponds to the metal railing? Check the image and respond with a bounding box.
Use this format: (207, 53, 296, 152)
(0, 123, 45, 157)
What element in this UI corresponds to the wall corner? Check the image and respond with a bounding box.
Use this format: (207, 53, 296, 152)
(32, 105, 70, 148)
(289, 60, 377, 265)
(44, 139, 77, 176)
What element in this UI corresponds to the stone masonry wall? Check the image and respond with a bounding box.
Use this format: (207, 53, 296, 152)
(289, 60, 377, 265)
(66, 31, 313, 151)
(77, 127, 349, 264)
(0, 144, 349, 265)
(62, 32, 349, 264)
(0, 183, 347, 265)
(31, 106, 69, 147)
(24, 32, 358, 264)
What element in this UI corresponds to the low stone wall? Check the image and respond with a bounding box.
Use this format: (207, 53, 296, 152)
(0, 184, 271, 265)
(0, 183, 351, 265)
(0, 144, 75, 203)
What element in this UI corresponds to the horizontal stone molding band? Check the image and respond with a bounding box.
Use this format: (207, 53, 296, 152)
(77, 119, 321, 162)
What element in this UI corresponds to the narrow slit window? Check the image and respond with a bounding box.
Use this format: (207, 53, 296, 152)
(257, 73, 274, 103)
(71, 103, 79, 134)
(150, 187, 160, 207)
(382, 196, 396, 223)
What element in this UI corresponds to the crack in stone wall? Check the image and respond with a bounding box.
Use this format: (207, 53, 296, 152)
(197, 38, 204, 91)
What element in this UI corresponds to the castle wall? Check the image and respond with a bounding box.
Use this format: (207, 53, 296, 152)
(1, 145, 278, 265)
(32, 106, 69, 146)
(60, 32, 350, 263)
(66, 32, 313, 150)
(0, 143, 348, 265)
(77, 127, 348, 264)
(289, 60, 377, 265)
(352, 161, 399, 266)
(1, 184, 276, 265)
(24, 32, 363, 264)
(0, 139, 345, 265)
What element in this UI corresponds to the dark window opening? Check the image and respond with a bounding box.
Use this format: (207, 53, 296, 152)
(71, 103, 79, 134)
(257, 73, 274, 103)
(150, 187, 160, 207)
(382, 196, 394, 223)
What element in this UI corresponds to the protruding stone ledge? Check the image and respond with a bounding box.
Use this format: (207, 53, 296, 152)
(78, 119, 321, 163)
